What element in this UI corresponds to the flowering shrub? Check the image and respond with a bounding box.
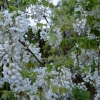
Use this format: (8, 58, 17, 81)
(0, 0, 100, 100)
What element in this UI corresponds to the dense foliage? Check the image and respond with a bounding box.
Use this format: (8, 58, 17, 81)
(0, 0, 100, 100)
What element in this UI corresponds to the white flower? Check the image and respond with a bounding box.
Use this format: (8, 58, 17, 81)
(17, 76, 23, 81)
(7, 70, 12, 75)
(11, 75, 17, 80)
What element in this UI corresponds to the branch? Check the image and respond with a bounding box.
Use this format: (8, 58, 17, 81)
(98, 50, 100, 76)
(0, 5, 1, 10)
(72, 74, 96, 99)
(18, 39, 44, 67)
(6, 0, 9, 9)
(81, 56, 89, 65)
(76, 47, 80, 67)
(0, 52, 7, 60)
(43, 15, 51, 27)
(97, 39, 100, 76)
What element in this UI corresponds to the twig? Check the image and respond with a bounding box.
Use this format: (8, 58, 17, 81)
(43, 15, 51, 27)
(0, 52, 7, 60)
(98, 50, 100, 76)
(97, 39, 100, 76)
(81, 56, 89, 65)
(6, 0, 9, 9)
(76, 47, 80, 67)
(18, 39, 44, 67)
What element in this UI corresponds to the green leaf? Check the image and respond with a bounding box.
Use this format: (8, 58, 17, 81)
(31, 0, 37, 4)
(60, 39, 67, 47)
(31, 72, 37, 82)
(68, 0, 75, 7)
(66, 58, 73, 67)
(46, 64, 53, 72)
(48, 33, 58, 44)
(73, 86, 91, 100)
(37, 23, 44, 27)
(49, 3, 54, 8)
(21, 68, 29, 78)
(86, 16, 94, 27)
(9, 6, 15, 12)
(9, 92, 15, 100)
(52, 85, 58, 93)
(42, 1, 49, 7)
(10, 0, 15, 3)
(0, 1, 2, 5)
(63, 87, 68, 93)
(59, 87, 68, 95)
(1, 90, 9, 99)
(21, 0, 25, 3)
(92, 29, 100, 37)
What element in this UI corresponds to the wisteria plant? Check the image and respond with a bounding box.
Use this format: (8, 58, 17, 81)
(0, 0, 100, 100)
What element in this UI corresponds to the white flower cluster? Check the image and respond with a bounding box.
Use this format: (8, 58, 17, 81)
(32, 27, 62, 48)
(74, 4, 83, 12)
(73, 18, 89, 35)
(40, 28, 50, 41)
(49, 28, 62, 47)
(31, 3, 49, 22)
(54, 28, 62, 47)
(0, 1, 100, 99)
(0, 10, 42, 99)
(32, 66, 73, 100)
(94, 69, 100, 100)
(87, 34, 97, 40)
(32, 26, 39, 34)
(74, 2, 88, 18)
(0, 10, 73, 100)
(74, 82, 87, 91)
(0, 10, 31, 65)
(71, 49, 98, 67)
(29, 44, 42, 61)
(4, 65, 73, 100)
(71, 42, 100, 99)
